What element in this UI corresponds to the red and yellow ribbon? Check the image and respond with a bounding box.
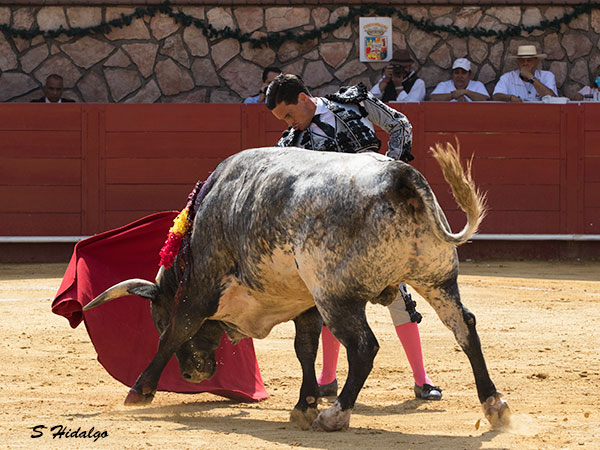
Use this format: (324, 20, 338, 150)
(158, 208, 191, 269)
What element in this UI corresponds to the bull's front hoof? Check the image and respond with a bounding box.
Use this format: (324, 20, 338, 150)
(311, 402, 351, 432)
(124, 388, 155, 406)
(290, 406, 319, 430)
(482, 392, 511, 429)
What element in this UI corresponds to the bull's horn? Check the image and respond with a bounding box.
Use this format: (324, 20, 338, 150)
(83, 279, 156, 311)
(155, 265, 165, 283)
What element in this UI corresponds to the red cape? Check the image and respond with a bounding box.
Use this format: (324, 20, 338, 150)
(52, 211, 268, 402)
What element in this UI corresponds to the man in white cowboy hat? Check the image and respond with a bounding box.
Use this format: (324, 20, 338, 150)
(429, 58, 490, 102)
(492, 44, 557, 102)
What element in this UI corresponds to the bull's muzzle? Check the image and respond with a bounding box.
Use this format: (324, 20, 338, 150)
(177, 350, 217, 383)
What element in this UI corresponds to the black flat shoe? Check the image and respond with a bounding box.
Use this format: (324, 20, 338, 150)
(318, 379, 338, 398)
(414, 383, 443, 401)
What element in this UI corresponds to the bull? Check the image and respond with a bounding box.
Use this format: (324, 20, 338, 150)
(84, 143, 510, 431)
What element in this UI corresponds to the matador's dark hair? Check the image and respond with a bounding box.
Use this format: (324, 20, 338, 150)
(265, 73, 311, 110)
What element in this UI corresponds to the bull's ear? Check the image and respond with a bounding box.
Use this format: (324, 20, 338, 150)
(128, 284, 159, 300)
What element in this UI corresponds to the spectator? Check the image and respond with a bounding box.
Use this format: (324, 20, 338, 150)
(266, 74, 442, 401)
(573, 66, 600, 101)
(370, 49, 426, 103)
(429, 58, 490, 102)
(244, 66, 282, 104)
(31, 74, 75, 103)
(492, 45, 557, 102)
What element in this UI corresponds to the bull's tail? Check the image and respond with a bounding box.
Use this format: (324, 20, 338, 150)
(426, 141, 487, 245)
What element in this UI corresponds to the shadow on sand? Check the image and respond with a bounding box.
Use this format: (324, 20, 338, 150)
(87, 399, 507, 450)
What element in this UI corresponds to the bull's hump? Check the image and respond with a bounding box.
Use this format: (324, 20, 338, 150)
(235, 147, 392, 181)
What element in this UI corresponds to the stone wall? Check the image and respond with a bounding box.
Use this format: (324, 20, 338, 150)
(0, 4, 598, 102)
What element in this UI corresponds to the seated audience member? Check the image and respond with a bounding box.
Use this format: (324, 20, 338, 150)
(244, 66, 282, 104)
(31, 74, 75, 103)
(429, 58, 489, 102)
(492, 45, 557, 102)
(573, 66, 600, 101)
(370, 49, 425, 102)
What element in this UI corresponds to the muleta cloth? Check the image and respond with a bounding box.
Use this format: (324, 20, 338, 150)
(51, 211, 268, 402)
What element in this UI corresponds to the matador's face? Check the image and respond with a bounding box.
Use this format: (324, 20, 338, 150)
(271, 93, 317, 131)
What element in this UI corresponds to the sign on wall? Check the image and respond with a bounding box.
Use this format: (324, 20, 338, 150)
(359, 17, 392, 62)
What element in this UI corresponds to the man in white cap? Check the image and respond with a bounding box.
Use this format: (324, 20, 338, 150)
(429, 58, 490, 102)
(492, 44, 557, 102)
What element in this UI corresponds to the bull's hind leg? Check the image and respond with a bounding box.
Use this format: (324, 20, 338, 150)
(312, 301, 378, 431)
(415, 279, 510, 428)
(289, 307, 322, 430)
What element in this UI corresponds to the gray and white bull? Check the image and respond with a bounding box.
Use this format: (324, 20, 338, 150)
(84, 143, 510, 431)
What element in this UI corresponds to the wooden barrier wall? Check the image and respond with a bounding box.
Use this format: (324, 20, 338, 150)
(0, 103, 598, 238)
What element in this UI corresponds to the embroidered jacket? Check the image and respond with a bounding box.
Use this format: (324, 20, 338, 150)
(275, 83, 413, 162)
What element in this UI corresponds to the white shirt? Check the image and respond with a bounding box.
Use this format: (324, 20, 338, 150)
(578, 85, 600, 101)
(370, 74, 426, 102)
(430, 80, 490, 101)
(493, 69, 557, 101)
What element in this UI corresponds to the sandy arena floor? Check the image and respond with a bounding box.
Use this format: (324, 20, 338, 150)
(0, 260, 598, 449)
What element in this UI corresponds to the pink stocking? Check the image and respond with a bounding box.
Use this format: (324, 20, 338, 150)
(317, 326, 340, 385)
(395, 321, 434, 387)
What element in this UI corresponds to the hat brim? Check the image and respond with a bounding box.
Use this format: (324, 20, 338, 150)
(509, 53, 547, 59)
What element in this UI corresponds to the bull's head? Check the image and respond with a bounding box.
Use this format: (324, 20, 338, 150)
(83, 275, 222, 383)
